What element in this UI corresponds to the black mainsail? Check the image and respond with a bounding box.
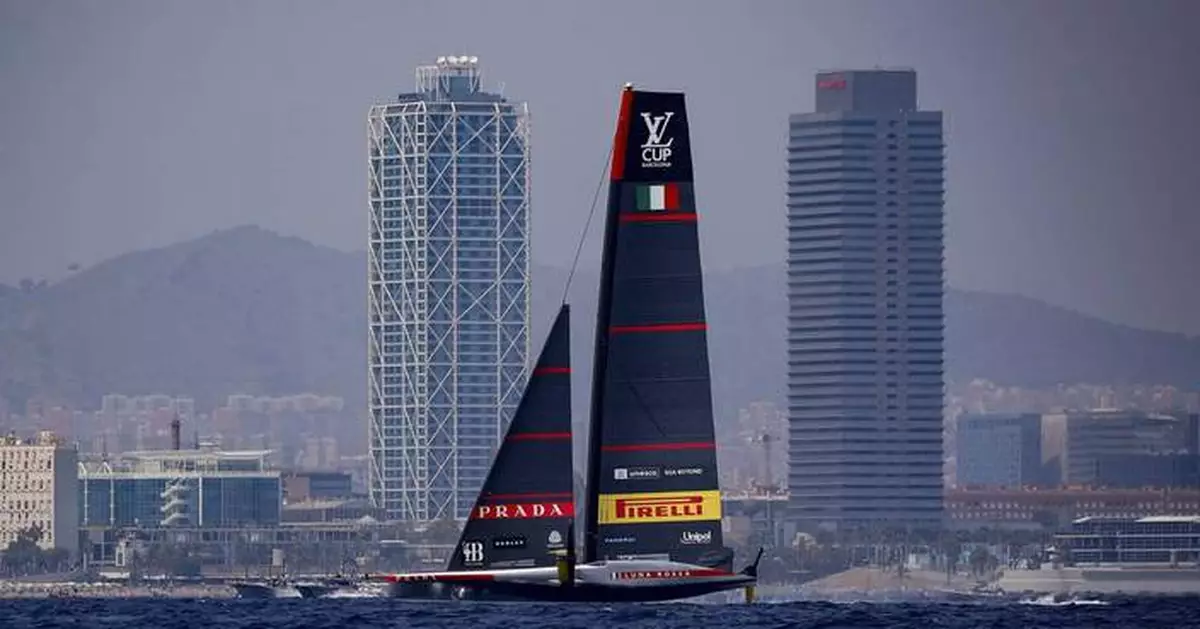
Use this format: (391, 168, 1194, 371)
(584, 88, 729, 569)
(447, 305, 574, 572)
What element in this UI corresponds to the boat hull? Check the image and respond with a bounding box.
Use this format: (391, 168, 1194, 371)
(295, 584, 337, 599)
(230, 581, 300, 599)
(383, 559, 754, 603)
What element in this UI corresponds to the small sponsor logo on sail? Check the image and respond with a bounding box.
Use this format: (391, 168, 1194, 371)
(491, 558, 536, 568)
(598, 490, 722, 524)
(639, 111, 674, 168)
(663, 466, 704, 477)
(472, 501, 574, 520)
(492, 536, 526, 549)
(613, 466, 660, 480)
(680, 530, 713, 545)
(462, 540, 485, 565)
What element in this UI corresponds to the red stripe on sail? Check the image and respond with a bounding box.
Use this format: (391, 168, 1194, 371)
(610, 89, 635, 181)
(664, 183, 681, 209)
(609, 322, 707, 334)
(532, 366, 571, 375)
(506, 432, 571, 441)
(481, 492, 573, 501)
(601, 442, 716, 452)
(619, 212, 697, 223)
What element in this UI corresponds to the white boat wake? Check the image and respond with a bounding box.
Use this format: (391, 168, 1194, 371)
(1020, 594, 1109, 606)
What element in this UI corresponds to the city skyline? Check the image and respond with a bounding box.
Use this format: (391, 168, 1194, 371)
(5, 3, 1200, 598)
(2, 2, 1200, 337)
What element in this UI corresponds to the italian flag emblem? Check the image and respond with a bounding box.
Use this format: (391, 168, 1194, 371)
(636, 183, 680, 211)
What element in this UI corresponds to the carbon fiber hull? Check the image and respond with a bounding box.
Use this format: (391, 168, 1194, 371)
(387, 578, 751, 603)
(383, 559, 754, 603)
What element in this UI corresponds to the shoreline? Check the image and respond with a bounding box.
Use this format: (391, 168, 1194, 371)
(0, 582, 237, 599)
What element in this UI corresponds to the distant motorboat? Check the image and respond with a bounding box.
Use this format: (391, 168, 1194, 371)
(229, 579, 301, 599)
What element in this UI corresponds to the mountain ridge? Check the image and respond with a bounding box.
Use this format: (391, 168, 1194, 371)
(1, 225, 1197, 415)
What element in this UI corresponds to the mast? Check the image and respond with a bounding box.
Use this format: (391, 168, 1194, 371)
(584, 86, 635, 563)
(584, 86, 726, 567)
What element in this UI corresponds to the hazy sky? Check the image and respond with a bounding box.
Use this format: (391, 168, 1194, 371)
(2, 0, 1198, 335)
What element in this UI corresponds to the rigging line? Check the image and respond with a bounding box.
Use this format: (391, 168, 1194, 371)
(560, 140, 615, 306)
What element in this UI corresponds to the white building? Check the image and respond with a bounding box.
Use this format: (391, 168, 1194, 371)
(366, 56, 531, 523)
(0, 431, 79, 554)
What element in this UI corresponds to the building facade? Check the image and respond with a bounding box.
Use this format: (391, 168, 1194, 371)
(1048, 410, 1195, 486)
(283, 470, 354, 503)
(946, 487, 1200, 531)
(367, 56, 531, 522)
(0, 431, 79, 554)
(786, 69, 945, 530)
(1059, 516, 1200, 565)
(956, 413, 1050, 488)
(78, 448, 281, 529)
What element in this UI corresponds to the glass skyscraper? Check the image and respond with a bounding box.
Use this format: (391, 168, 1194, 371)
(367, 56, 531, 523)
(786, 70, 945, 531)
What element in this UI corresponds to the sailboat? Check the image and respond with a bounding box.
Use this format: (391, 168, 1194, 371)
(382, 85, 761, 603)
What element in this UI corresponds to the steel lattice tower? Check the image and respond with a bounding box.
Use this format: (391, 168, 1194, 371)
(367, 56, 531, 524)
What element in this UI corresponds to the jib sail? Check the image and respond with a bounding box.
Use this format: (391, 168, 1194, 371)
(583, 88, 728, 569)
(448, 304, 575, 571)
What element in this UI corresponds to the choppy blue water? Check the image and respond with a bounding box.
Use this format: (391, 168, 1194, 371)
(2, 597, 1199, 629)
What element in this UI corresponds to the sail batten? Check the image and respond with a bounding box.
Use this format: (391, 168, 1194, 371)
(447, 304, 574, 572)
(584, 89, 728, 569)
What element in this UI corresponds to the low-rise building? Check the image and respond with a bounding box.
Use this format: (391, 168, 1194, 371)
(0, 431, 79, 554)
(946, 487, 1200, 530)
(283, 471, 353, 503)
(78, 448, 281, 529)
(1058, 515, 1200, 565)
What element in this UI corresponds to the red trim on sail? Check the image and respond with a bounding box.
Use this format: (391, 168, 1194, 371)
(481, 492, 573, 501)
(620, 212, 697, 223)
(610, 89, 635, 181)
(601, 442, 716, 452)
(532, 366, 571, 375)
(609, 322, 707, 334)
(506, 432, 571, 442)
